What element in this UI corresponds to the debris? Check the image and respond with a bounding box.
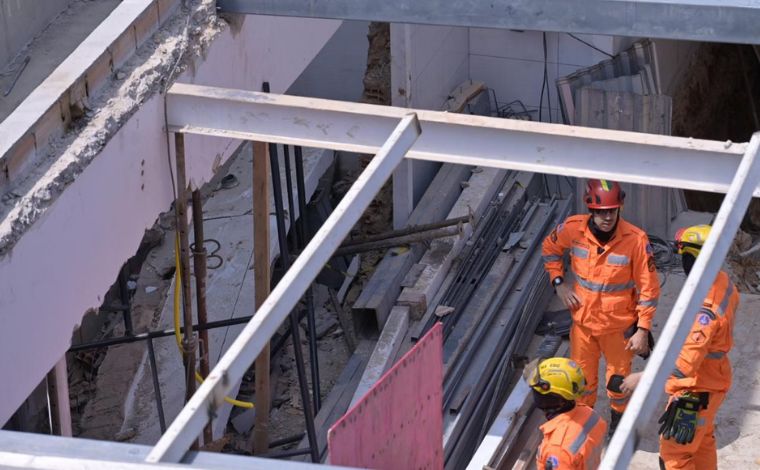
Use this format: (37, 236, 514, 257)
(115, 71, 127, 80)
(145, 286, 157, 294)
(231, 407, 256, 435)
(434, 305, 455, 318)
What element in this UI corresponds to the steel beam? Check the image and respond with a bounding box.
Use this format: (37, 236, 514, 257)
(0, 430, 346, 470)
(145, 114, 421, 463)
(601, 132, 760, 469)
(166, 83, 756, 197)
(217, 0, 760, 45)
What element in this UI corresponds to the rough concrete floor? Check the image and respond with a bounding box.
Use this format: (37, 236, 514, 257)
(0, 0, 122, 123)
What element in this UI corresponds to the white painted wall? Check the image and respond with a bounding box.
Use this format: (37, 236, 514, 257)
(0, 0, 70, 69)
(0, 15, 341, 426)
(391, 24, 469, 227)
(288, 20, 369, 102)
(469, 29, 614, 124)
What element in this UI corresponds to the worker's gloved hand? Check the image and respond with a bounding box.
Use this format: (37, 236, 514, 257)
(658, 393, 701, 444)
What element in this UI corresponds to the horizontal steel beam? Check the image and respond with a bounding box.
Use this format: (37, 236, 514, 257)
(602, 133, 760, 469)
(166, 83, 755, 197)
(0, 430, 336, 470)
(217, 0, 760, 45)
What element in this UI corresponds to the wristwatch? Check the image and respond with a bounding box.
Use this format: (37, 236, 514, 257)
(552, 276, 564, 287)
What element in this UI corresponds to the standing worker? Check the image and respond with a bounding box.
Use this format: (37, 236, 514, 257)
(542, 179, 660, 435)
(529, 357, 607, 470)
(621, 225, 739, 470)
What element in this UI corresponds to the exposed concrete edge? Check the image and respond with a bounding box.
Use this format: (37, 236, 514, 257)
(0, 0, 214, 257)
(0, 0, 181, 189)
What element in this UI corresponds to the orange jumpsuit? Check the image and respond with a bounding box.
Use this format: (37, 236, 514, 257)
(660, 270, 738, 470)
(542, 215, 660, 412)
(536, 404, 607, 470)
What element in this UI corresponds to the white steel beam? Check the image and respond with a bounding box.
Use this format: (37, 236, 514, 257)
(0, 430, 343, 470)
(601, 132, 760, 469)
(145, 114, 421, 463)
(217, 0, 760, 45)
(166, 83, 755, 197)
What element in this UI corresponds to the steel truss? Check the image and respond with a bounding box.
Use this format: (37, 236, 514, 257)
(2, 84, 758, 469)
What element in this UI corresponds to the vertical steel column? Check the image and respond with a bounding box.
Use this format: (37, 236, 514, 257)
(173, 133, 198, 450)
(191, 189, 213, 444)
(146, 114, 420, 463)
(602, 132, 760, 469)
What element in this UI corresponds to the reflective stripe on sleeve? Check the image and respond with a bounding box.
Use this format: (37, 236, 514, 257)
(569, 412, 601, 454)
(575, 274, 635, 293)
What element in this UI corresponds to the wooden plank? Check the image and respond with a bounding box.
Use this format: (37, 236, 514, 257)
(251, 141, 271, 454)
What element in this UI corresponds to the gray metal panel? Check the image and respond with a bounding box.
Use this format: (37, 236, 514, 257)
(216, 0, 760, 44)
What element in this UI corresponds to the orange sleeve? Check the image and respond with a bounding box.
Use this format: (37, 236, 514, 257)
(672, 306, 719, 380)
(631, 237, 661, 330)
(542, 219, 574, 282)
(537, 444, 579, 470)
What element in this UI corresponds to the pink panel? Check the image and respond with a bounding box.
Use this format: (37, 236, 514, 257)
(328, 322, 443, 469)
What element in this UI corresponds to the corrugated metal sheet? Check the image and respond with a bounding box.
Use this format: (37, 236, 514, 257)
(557, 39, 686, 238)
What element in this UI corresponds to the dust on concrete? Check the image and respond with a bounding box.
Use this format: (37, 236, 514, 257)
(0, 0, 226, 257)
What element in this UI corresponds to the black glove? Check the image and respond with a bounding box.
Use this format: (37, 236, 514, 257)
(658, 393, 701, 444)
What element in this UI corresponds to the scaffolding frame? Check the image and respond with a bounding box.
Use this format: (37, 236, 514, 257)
(2, 85, 759, 468)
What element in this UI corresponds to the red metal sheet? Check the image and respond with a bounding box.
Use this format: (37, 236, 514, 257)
(328, 322, 443, 469)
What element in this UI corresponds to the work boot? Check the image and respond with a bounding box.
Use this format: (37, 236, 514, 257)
(609, 409, 623, 437)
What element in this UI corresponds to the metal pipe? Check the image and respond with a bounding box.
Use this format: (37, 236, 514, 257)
(173, 133, 198, 448)
(146, 114, 421, 463)
(333, 224, 463, 257)
(268, 433, 305, 448)
(191, 189, 213, 444)
(293, 145, 320, 411)
(147, 337, 167, 434)
(268, 138, 320, 463)
(340, 215, 470, 247)
(602, 133, 760, 469)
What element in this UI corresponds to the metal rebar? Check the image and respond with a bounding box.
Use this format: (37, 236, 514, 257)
(173, 134, 198, 448)
(147, 337, 167, 434)
(267, 129, 319, 463)
(293, 145, 321, 411)
(333, 224, 463, 257)
(191, 189, 213, 444)
(340, 215, 470, 247)
(259, 448, 313, 459)
(268, 432, 306, 448)
(283, 145, 297, 247)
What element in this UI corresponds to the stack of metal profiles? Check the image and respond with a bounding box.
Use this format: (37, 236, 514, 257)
(413, 173, 572, 469)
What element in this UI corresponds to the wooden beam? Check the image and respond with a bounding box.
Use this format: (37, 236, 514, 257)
(251, 141, 271, 453)
(46, 356, 72, 437)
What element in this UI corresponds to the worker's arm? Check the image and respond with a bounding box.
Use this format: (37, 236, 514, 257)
(671, 306, 720, 381)
(631, 238, 661, 331)
(542, 220, 582, 310)
(542, 220, 573, 282)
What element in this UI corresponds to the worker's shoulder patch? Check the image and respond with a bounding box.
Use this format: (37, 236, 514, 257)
(691, 330, 707, 343)
(545, 454, 560, 469)
(698, 313, 712, 326)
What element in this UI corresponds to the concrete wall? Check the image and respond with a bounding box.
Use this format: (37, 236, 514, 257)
(0, 0, 71, 69)
(0, 14, 341, 426)
(390, 24, 469, 227)
(650, 39, 700, 96)
(287, 20, 369, 102)
(469, 29, 614, 123)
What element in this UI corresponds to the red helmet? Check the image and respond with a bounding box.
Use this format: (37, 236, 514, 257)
(584, 179, 624, 209)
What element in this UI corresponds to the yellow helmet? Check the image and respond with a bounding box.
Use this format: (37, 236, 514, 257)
(675, 225, 711, 258)
(528, 357, 586, 401)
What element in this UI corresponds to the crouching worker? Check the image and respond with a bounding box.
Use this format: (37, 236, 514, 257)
(621, 225, 739, 470)
(529, 357, 607, 470)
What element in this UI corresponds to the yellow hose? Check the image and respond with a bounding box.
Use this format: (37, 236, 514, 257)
(174, 236, 254, 409)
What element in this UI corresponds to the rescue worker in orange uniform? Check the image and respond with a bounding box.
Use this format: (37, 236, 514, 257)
(621, 225, 739, 470)
(542, 179, 660, 435)
(529, 357, 607, 470)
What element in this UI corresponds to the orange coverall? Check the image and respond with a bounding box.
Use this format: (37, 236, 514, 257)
(660, 270, 738, 470)
(542, 214, 660, 412)
(536, 404, 607, 470)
